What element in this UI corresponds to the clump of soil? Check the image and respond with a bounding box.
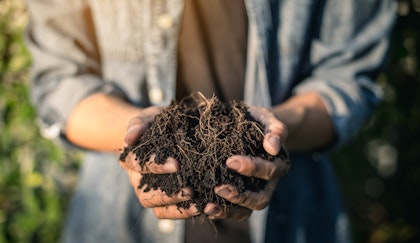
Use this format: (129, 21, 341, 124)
(120, 92, 288, 212)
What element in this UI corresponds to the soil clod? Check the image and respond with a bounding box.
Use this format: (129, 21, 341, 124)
(120, 93, 289, 212)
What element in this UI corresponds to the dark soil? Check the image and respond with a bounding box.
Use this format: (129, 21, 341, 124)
(120, 93, 288, 212)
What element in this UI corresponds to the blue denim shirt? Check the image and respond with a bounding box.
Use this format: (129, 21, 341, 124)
(25, 0, 396, 242)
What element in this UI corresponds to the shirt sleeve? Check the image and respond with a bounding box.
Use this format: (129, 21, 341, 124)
(293, 0, 397, 147)
(24, 0, 127, 141)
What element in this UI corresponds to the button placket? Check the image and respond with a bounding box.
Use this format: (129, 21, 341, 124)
(158, 13, 174, 30)
(157, 219, 175, 234)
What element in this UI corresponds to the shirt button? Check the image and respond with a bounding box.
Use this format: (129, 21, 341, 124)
(158, 219, 175, 234)
(148, 87, 164, 104)
(157, 13, 174, 30)
(40, 122, 61, 139)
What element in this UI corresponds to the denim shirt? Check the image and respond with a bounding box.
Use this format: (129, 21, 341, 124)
(25, 0, 396, 242)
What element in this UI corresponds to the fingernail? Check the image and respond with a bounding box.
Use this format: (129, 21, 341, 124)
(127, 124, 143, 135)
(163, 161, 178, 172)
(227, 159, 240, 171)
(216, 186, 232, 198)
(268, 134, 280, 151)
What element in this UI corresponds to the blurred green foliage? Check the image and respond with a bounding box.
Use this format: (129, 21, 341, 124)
(0, 0, 419, 242)
(0, 1, 80, 242)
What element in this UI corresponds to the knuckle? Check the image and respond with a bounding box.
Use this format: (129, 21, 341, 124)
(254, 199, 269, 211)
(232, 196, 250, 207)
(234, 191, 252, 207)
(253, 156, 272, 179)
(235, 156, 255, 176)
(245, 158, 258, 177)
(265, 164, 278, 180)
(236, 195, 249, 205)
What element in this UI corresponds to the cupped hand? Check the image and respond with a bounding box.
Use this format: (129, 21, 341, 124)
(119, 106, 200, 219)
(205, 106, 291, 220)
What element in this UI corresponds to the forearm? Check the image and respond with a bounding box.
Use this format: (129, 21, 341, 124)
(66, 93, 142, 151)
(273, 92, 336, 152)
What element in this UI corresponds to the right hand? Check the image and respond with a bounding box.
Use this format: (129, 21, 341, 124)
(119, 106, 200, 219)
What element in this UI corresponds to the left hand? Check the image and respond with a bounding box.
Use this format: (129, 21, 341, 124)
(204, 106, 291, 220)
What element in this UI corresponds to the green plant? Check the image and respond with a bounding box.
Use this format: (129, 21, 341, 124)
(0, 1, 80, 242)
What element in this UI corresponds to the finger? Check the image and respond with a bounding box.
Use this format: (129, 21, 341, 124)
(137, 186, 193, 208)
(249, 106, 288, 156)
(124, 106, 161, 145)
(226, 155, 290, 181)
(119, 155, 179, 191)
(119, 151, 142, 172)
(124, 123, 147, 145)
(203, 203, 251, 221)
(215, 184, 274, 211)
(119, 152, 179, 174)
(140, 155, 179, 174)
(153, 204, 201, 219)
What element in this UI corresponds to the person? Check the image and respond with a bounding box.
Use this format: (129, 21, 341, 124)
(24, 0, 396, 242)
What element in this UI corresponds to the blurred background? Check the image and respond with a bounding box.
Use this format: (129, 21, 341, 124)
(0, 0, 419, 242)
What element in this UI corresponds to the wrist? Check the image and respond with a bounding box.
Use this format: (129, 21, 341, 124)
(271, 92, 335, 152)
(272, 104, 306, 143)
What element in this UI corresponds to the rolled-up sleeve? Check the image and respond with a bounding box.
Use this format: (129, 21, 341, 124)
(293, 0, 397, 147)
(24, 0, 126, 140)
